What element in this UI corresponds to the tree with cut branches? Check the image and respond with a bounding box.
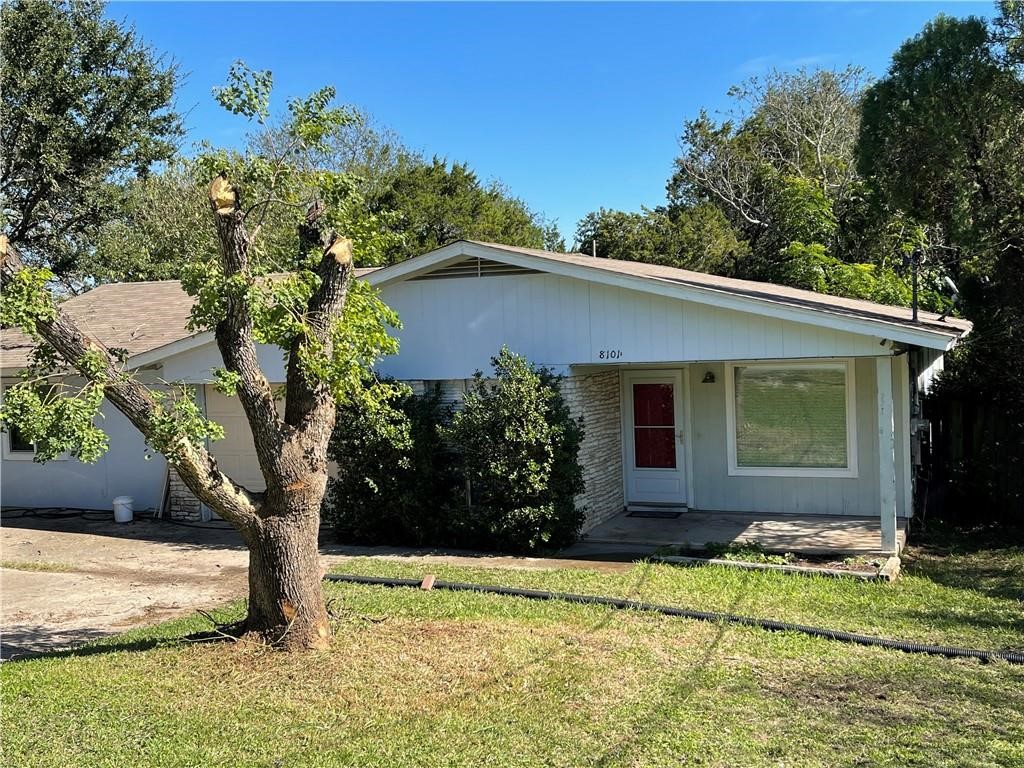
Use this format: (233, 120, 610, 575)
(1, 63, 403, 650)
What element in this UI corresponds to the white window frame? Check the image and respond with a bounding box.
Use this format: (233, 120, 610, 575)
(724, 359, 858, 479)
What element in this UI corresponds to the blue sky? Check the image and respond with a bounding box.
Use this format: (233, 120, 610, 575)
(109, 1, 987, 244)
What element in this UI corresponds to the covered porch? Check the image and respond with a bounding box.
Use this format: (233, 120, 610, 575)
(565, 510, 909, 558)
(564, 355, 912, 555)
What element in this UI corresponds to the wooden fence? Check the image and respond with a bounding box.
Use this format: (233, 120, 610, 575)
(923, 392, 1024, 523)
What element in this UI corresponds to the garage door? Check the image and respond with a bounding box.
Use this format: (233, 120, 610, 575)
(204, 387, 282, 492)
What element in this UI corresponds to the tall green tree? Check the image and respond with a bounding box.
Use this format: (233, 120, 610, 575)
(2, 64, 403, 650)
(0, 0, 181, 283)
(573, 203, 747, 274)
(86, 121, 557, 282)
(577, 66, 923, 306)
(669, 66, 868, 267)
(369, 157, 550, 262)
(857, 7, 1024, 515)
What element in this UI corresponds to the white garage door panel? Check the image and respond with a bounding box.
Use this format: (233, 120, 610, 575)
(204, 387, 283, 492)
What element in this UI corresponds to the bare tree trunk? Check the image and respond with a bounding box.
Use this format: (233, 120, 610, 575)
(241, 486, 331, 650)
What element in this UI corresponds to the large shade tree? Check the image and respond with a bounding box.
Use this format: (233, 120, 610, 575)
(83, 113, 561, 284)
(1, 64, 403, 650)
(575, 66, 935, 306)
(0, 0, 181, 285)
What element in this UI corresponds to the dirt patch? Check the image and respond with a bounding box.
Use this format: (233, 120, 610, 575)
(1, 515, 252, 658)
(0, 513, 635, 659)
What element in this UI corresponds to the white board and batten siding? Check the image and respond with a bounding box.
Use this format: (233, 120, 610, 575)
(375, 274, 887, 381)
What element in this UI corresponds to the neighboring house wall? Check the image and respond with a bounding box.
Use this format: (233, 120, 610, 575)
(0, 391, 166, 512)
(561, 368, 624, 531)
(375, 274, 887, 380)
(165, 384, 285, 520)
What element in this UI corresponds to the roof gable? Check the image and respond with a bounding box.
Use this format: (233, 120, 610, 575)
(367, 240, 971, 350)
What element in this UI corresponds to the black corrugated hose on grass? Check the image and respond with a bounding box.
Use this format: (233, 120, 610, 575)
(324, 573, 1024, 665)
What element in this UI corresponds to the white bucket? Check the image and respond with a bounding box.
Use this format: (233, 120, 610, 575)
(112, 496, 134, 523)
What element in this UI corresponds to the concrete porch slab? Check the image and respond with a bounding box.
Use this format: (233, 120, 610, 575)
(563, 510, 908, 558)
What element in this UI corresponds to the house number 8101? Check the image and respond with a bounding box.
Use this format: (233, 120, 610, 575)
(598, 350, 623, 360)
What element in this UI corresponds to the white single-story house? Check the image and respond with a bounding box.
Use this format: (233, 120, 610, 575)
(1, 240, 971, 553)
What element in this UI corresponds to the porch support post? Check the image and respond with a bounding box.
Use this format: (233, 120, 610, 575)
(876, 356, 898, 553)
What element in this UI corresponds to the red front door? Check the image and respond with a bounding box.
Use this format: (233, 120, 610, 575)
(624, 371, 687, 505)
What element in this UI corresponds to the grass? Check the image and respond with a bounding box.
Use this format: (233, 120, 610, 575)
(686, 540, 796, 565)
(2, 526, 1022, 768)
(0, 559, 71, 573)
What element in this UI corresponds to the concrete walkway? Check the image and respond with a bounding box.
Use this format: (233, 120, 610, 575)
(565, 510, 908, 558)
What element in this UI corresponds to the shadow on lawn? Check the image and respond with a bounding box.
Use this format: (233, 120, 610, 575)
(903, 523, 1024, 603)
(2, 610, 243, 664)
(4, 635, 176, 663)
(589, 571, 753, 767)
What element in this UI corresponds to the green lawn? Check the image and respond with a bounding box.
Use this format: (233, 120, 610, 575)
(3, 528, 1022, 768)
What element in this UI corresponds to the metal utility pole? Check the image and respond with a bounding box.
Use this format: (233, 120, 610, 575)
(911, 247, 919, 323)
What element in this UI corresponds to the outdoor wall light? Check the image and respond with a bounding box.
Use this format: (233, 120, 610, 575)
(702, 371, 716, 384)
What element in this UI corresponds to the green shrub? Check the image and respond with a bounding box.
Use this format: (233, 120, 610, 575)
(324, 384, 459, 546)
(444, 347, 585, 553)
(703, 541, 795, 565)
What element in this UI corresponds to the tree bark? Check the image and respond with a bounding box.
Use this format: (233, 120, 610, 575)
(241, 485, 331, 650)
(203, 181, 349, 650)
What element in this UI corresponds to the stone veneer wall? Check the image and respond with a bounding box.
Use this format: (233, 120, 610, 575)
(166, 467, 203, 521)
(561, 369, 624, 532)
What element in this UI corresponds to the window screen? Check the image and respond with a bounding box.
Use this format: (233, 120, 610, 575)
(733, 365, 849, 469)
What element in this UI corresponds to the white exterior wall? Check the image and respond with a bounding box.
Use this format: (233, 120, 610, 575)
(0, 395, 166, 511)
(375, 274, 887, 380)
(160, 342, 287, 383)
(684, 358, 882, 517)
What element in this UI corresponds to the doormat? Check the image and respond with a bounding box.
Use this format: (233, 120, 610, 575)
(627, 509, 683, 519)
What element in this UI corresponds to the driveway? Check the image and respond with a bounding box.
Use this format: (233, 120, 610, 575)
(1, 512, 632, 659)
(1, 514, 252, 659)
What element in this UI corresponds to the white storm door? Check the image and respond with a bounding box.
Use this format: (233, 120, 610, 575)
(623, 371, 687, 506)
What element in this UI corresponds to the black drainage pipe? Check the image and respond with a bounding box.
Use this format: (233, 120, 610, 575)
(324, 573, 1024, 665)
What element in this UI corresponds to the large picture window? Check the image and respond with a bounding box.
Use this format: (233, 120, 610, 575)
(725, 361, 857, 477)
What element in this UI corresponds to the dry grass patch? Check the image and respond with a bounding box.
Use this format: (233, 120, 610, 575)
(0, 559, 71, 572)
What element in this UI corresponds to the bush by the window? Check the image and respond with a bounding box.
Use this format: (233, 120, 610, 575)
(444, 347, 585, 553)
(324, 383, 459, 546)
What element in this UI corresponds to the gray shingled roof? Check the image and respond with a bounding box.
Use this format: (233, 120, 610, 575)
(462, 241, 972, 336)
(1, 268, 381, 371)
